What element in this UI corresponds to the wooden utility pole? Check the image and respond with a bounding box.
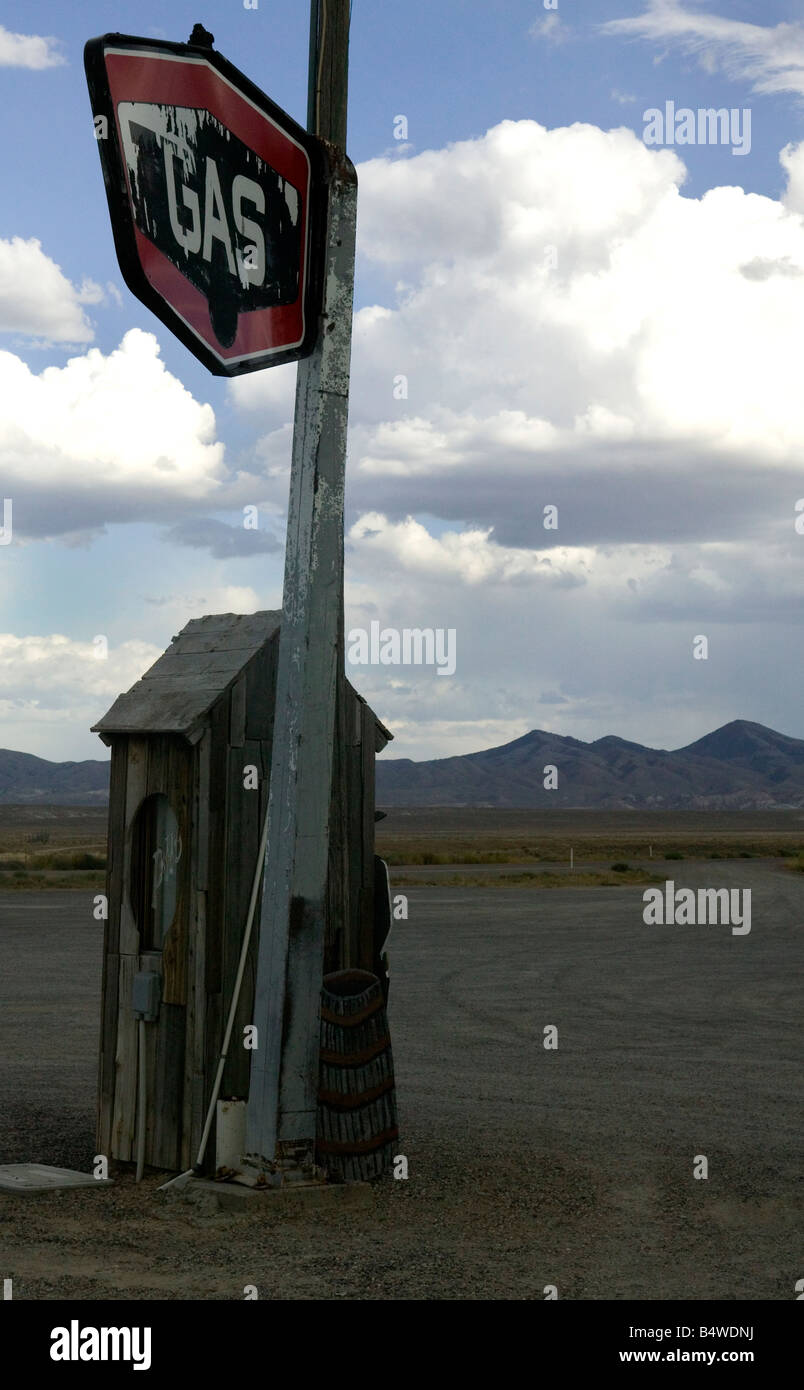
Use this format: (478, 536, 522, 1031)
(307, 0, 350, 146)
(245, 0, 354, 1174)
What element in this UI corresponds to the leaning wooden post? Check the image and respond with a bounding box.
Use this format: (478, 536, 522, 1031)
(245, 0, 353, 1173)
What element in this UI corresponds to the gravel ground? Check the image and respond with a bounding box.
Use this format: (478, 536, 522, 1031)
(0, 867, 801, 1300)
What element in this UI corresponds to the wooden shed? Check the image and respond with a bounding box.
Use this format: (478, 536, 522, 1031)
(91, 610, 392, 1174)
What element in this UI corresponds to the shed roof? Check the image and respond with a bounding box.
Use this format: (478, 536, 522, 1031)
(92, 611, 393, 750)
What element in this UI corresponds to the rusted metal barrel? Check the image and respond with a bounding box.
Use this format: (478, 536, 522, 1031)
(317, 969, 398, 1181)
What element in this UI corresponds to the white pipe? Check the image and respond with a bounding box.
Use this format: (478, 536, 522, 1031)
(135, 1017, 146, 1183)
(156, 799, 271, 1192)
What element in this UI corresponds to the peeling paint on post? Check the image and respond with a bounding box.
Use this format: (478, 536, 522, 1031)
(245, 140, 357, 1170)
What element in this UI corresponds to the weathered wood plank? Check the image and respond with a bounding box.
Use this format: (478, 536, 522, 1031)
(175, 632, 259, 648)
(155, 633, 274, 659)
(161, 736, 191, 1006)
(203, 989, 222, 1173)
(325, 674, 349, 972)
(221, 739, 261, 1100)
(337, 676, 352, 969)
(142, 1002, 160, 1169)
(97, 736, 127, 1156)
(96, 948, 120, 1157)
(245, 639, 277, 742)
(120, 738, 148, 956)
(220, 732, 245, 1095)
(359, 701, 376, 971)
(197, 699, 230, 1172)
(345, 689, 364, 970)
(148, 650, 262, 679)
(178, 614, 280, 643)
(205, 702, 229, 991)
(104, 739, 127, 956)
(183, 887, 207, 1170)
(111, 953, 138, 1162)
(229, 675, 247, 748)
(194, 729, 211, 895)
(95, 684, 221, 733)
(152, 1002, 186, 1171)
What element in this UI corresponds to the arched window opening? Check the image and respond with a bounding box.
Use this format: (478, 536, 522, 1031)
(130, 793, 182, 950)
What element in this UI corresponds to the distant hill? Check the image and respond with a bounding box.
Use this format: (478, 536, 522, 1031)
(0, 749, 110, 805)
(375, 720, 804, 809)
(4, 719, 804, 810)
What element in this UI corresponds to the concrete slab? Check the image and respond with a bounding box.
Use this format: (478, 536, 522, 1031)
(0, 1164, 112, 1195)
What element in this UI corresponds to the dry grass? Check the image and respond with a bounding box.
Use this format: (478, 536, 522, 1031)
(0, 850, 106, 870)
(385, 845, 539, 865)
(0, 806, 801, 888)
(0, 869, 106, 892)
(0, 810, 108, 888)
(378, 835, 803, 866)
(0, 807, 107, 857)
(399, 867, 665, 889)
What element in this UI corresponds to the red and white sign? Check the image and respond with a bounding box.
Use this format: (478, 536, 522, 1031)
(85, 34, 326, 375)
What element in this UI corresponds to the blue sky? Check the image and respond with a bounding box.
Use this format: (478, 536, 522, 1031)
(1, 0, 804, 762)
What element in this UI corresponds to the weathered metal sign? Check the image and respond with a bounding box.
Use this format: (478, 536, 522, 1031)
(84, 33, 326, 375)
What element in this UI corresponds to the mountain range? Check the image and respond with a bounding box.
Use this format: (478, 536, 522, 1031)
(374, 720, 804, 809)
(2, 720, 804, 809)
(0, 749, 110, 805)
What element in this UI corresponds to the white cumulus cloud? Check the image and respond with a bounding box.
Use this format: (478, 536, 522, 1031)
(233, 115, 804, 753)
(0, 238, 102, 343)
(0, 329, 227, 537)
(0, 25, 64, 69)
(0, 633, 161, 760)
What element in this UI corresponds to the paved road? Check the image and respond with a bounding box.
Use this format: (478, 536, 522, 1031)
(0, 866, 800, 1299)
(0, 893, 102, 1171)
(392, 859, 801, 1155)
